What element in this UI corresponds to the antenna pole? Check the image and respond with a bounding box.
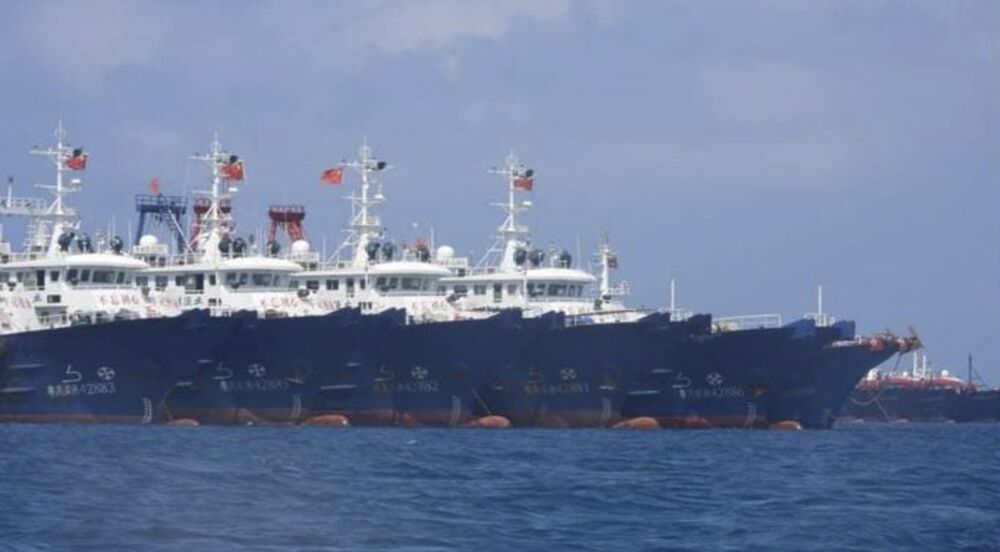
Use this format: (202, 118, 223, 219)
(670, 278, 676, 312)
(817, 284, 823, 319)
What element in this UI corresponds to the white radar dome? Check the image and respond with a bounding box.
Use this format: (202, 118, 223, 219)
(291, 240, 311, 254)
(138, 234, 159, 247)
(436, 245, 455, 260)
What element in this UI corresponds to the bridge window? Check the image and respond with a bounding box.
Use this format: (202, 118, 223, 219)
(116, 272, 125, 284)
(473, 285, 486, 296)
(452, 285, 467, 297)
(507, 284, 518, 296)
(224, 273, 247, 288)
(208, 275, 217, 286)
(306, 280, 319, 291)
(136, 276, 149, 287)
(548, 284, 567, 297)
(251, 273, 273, 287)
(80, 269, 91, 283)
(326, 279, 338, 291)
(155, 276, 168, 290)
(527, 283, 543, 298)
(401, 277, 423, 291)
(49, 271, 61, 282)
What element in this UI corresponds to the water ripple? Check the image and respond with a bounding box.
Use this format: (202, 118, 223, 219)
(1, 423, 997, 551)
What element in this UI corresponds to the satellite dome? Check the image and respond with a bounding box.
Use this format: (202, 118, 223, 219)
(138, 234, 159, 247)
(436, 245, 455, 260)
(291, 240, 311, 254)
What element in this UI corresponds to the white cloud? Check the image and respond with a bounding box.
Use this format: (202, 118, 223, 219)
(3, 0, 574, 91)
(6, 0, 170, 90)
(356, 0, 570, 53)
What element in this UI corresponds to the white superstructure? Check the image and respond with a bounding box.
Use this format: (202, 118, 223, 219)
(0, 124, 166, 333)
(290, 141, 462, 323)
(439, 153, 639, 322)
(136, 136, 319, 318)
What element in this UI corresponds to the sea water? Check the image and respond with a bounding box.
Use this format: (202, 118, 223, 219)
(1, 423, 997, 551)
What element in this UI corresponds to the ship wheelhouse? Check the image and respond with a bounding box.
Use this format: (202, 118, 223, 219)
(134, 136, 320, 319)
(140, 254, 309, 317)
(0, 250, 154, 327)
(440, 266, 596, 315)
(292, 259, 456, 322)
(0, 123, 165, 330)
(286, 140, 468, 323)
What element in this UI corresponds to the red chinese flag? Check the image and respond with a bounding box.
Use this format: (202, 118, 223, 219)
(513, 177, 534, 191)
(607, 255, 618, 269)
(65, 149, 88, 170)
(321, 167, 344, 185)
(149, 177, 161, 195)
(221, 160, 245, 181)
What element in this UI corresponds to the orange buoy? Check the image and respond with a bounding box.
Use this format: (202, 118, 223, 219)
(167, 418, 200, 427)
(612, 417, 660, 430)
(303, 414, 351, 427)
(769, 420, 803, 431)
(462, 415, 512, 429)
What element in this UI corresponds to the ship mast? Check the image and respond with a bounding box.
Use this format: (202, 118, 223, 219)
(478, 152, 533, 270)
(594, 233, 628, 307)
(597, 234, 614, 302)
(1, 124, 81, 258)
(190, 134, 237, 260)
(27, 122, 82, 255)
(333, 140, 388, 267)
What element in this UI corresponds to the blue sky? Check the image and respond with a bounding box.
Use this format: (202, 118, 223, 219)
(1, 1, 997, 382)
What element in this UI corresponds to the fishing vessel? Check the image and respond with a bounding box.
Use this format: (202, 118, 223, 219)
(841, 353, 999, 423)
(0, 124, 222, 423)
(441, 154, 916, 428)
(0, 129, 920, 429)
(128, 136, 395, 425)
(288, 143, 550, 427)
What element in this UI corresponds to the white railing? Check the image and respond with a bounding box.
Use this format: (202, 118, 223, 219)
(712, 314, 783, 332)
(0, 196, 49, 216)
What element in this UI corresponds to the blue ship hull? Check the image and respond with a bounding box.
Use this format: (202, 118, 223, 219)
(476, 312, 689, 428)
(0, 311, 221, 423)
(622, 316, 898, 429)
(164, 308, 371, 425)
(312, 310, 548, 427)
(0, 309, 903, 429)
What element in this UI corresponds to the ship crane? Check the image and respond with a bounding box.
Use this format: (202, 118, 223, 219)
(134, 193, 189, 253)
(267, 205, 307, 254)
